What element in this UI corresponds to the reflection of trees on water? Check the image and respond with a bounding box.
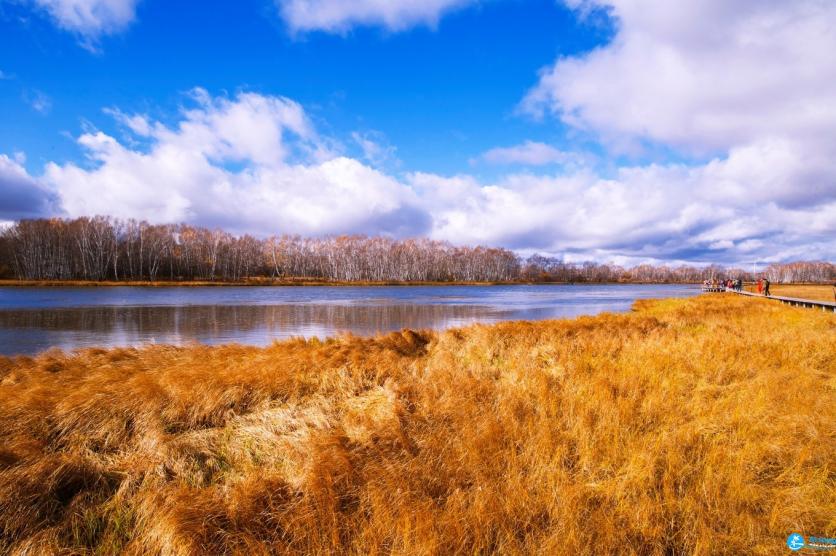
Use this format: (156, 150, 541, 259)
(0, 285, 702, 355)
(0, 304, 503, 348)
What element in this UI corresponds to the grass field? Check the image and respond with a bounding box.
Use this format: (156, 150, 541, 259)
(744, 283, 836, 303)
(0, 294, 833, 554)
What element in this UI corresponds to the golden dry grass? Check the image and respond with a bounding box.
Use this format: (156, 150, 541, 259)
(744, 284, 836, 303)
(0, 294, 833, 555)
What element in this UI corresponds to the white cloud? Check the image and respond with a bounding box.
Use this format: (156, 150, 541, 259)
(104, 107, 152, 136)
(351, 130, 399, 167)
(5, 83, 835, 264)
(471, 0, 836, 262)
(0, 155, 57, 220)
(40, 91, 427, 237)
(153, 88, 325, 167)
(277, 0, 475, 33)
(28, 0, 140, 41)
(522, 0, 836, 156)
(479, 141, 577, 166)
(24, 90, 52, 114)
(411, 142, 836, 262)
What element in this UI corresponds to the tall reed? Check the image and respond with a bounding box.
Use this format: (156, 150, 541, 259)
(0, 295, 833, 554)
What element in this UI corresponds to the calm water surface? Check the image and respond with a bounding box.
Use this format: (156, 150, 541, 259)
(0, 285, 699, 355)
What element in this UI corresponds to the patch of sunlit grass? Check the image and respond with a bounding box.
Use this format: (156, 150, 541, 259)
(744, 283, 835, 302)
(0, 295, 833, 554)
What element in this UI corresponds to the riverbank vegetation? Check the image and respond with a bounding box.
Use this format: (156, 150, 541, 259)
(0, 278, 516, 288)
(2, 217, 833, 284)
(0, 294, 833, 554)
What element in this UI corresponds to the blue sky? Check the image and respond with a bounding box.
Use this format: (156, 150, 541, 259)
(1, 0, 834, 265)
(1, 0, 611, 177)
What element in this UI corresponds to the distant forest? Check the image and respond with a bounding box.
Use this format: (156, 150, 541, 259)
(1, 217, 833, 284)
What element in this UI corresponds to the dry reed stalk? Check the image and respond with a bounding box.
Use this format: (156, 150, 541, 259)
(0, 295, 833, 554)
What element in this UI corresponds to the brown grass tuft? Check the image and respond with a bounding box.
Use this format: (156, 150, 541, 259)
(0, 295, 833, 554)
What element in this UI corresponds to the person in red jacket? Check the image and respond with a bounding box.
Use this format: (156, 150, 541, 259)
(757, 278, 763, 294)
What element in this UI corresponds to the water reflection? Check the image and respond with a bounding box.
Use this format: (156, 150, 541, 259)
(0, 284, 699, 355)
(0, 303, 502, 355)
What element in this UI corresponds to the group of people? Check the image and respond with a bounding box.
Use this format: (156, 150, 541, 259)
(702, 277, 770, 295)
(703, 278, 744, 292)
(756, 277, 771, 296)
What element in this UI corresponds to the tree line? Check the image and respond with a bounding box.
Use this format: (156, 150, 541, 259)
(0, 217, 833, 284)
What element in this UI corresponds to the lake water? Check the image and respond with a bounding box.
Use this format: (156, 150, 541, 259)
(0, 284, 699, 356)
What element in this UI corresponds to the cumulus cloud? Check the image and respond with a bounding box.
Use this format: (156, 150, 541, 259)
(40, 90, 428, 237)
(104, 107, 152, 136)
(27, 0, 140, 44)
(5, 70, 835, 264)
(479, 141, 577, 166)
(351, 131, 399, 168)
(276, 0, 475, 33)
(0, 155, 58, 220)
(469, 0, 836, 262)
(411, 145, 836, 263)
(522, 0, 836, 155)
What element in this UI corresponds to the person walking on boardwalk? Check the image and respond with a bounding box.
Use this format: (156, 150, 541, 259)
(757, 278, 763, 294)
(762, 278, 771, 296)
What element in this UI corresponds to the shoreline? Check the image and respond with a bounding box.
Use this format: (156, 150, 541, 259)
(2, 280, 830, 291)
(0, 279, 704, 288)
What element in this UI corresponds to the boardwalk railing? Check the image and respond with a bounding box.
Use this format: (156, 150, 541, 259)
(703, 286, 836, 313)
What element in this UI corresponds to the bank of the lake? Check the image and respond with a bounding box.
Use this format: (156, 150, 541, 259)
(0, 294, 833, 554)
(0, 279, 510, 287)
(0, 279, 703, 287)
(0, 283, 699, 355)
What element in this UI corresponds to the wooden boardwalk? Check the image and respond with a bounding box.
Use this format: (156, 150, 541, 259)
(703, 287, 836, 313)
